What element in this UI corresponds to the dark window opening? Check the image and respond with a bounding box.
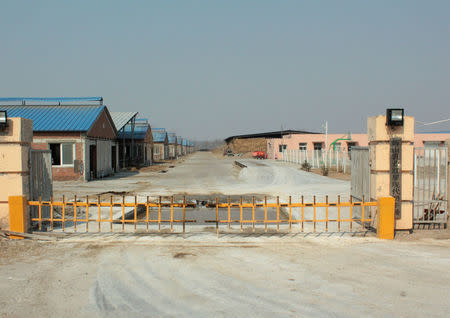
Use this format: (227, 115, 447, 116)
(50, 143, 61, 165)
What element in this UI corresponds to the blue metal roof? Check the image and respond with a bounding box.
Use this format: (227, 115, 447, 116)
(182, 139, 188, 146)
(152, 131, 167, 143)
(0, 105, 104, 131)
(118, 124, 149, 139)
(167, 132, 177, 144)
(177, 136, 182, 145)
(0, 97, 103, 103)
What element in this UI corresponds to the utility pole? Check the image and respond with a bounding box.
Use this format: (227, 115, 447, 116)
(324, 121, 328, 167)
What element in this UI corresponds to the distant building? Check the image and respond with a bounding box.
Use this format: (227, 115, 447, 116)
(118, 118, 153, 167)
(110, 112, 138, 168)
(167, 133, 177, 159)
(267, 132, 450, 160)
(224, 130, 317, 154)
(176, 136, 183, 157)
(152, 128, 169, 161)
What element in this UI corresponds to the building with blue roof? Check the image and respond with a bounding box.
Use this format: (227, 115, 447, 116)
(167, 133, 178, 159)
(176, 136, 183, 157)
(116, 118, 154, 166)
(0, 98, 118, 181)
(152, 129, 169, 161)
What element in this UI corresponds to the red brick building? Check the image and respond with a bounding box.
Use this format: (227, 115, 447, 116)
(2, 100, 118, 181)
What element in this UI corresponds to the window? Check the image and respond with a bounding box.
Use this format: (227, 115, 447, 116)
(279, 144, 287, 152)
(313, 142, 323, 151)
(50, 144, 61, 165)
(347, 142, 357, 152)
(50, 143, 74, 166)
(299, 143, 307, 151)
(154, 146, 160, 154)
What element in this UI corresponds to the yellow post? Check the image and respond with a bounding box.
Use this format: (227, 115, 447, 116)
(377, 197, 395, 240)
(8, 196, 28, 239)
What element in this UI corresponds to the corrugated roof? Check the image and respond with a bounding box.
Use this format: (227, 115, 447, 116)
(1, 105, 104, 131)
(152, 131, 167, 143)
(167, 132, 177, 144)
(0, 97, 102, 103)
(224, 130, 319, 143)
(118, 124, 149, 139)
(110, 112, 138, 131)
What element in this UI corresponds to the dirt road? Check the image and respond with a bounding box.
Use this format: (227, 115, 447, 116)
(1, 235, 449, 317)
(54, 152, 349, 201)
(3, 152, 449, 317)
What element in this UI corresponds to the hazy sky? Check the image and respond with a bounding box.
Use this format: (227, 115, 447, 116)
(1, 0, 449, 140)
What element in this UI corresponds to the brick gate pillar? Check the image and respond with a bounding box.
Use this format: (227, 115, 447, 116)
(368, 114, 414, 231)
(0, 117, 33, 230)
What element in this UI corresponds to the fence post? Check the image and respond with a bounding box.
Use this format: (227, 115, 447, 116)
(377, 196, 395, 239)
(8, 195, 29, 239)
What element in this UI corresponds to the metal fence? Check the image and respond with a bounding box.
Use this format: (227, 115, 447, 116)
(414, 147, 448, 227)
(351, 147, 370, 202)
(282, 149, 351, 172)
(28, 195, 377, 234)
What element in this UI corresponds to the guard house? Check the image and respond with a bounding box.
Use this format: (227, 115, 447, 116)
(177, 136, 183, 157)
(0, 97, 118, 181)
(167, 132, 177, 159)
(152, 128, 169, 161)
(110, 112, 138, 168)
(118, 118, 153, 166)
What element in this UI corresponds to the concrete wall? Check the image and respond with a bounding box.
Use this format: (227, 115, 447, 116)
(153, 143, 165, 161)
(85, 138, 116, 180)
(0, 118, 33, 229)
(168, 144, 176, 159)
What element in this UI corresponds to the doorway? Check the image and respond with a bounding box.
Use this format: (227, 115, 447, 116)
(89, 145, 97, 180)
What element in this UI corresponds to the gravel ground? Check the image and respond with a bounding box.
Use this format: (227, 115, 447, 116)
(1, 234, 449, 317)
(2, 152, 449, 317)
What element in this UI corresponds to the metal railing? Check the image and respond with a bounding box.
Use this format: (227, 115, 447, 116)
(282, 149, 351, 172)
(28, 195, 377, 234)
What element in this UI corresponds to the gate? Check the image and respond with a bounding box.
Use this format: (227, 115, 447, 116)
(29, 149, 53, 220)
(26, 195, 377, 234)
(414, 147, 448, 227)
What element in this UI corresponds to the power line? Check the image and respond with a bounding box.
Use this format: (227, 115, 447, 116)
(416, 118, 450, 126)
